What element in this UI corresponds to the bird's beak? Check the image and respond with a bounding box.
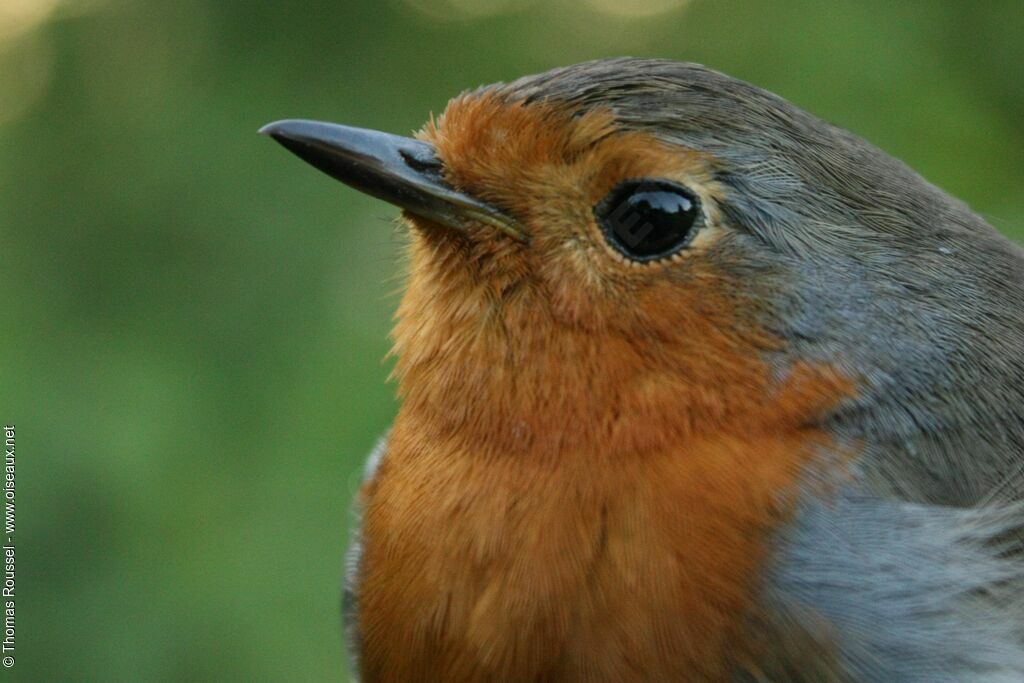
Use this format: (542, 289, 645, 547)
(259, 119, 526, 242)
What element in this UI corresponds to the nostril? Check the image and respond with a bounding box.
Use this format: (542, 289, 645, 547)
(400, 145, 444, 174)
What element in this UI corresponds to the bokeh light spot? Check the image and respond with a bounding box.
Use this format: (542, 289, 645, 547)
(0, 0, 61, 44)
(582, 0, 690, 18)
(400, 0, 532, 22)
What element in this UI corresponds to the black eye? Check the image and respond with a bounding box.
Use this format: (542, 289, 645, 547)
(595, 180, 702, 261)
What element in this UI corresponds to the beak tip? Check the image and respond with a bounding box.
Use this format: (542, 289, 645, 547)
(258, 121, 284, 138)
(259, 120, 305, 140)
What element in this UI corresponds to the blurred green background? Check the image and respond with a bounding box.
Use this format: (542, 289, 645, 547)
(2, 0, 1022, 680)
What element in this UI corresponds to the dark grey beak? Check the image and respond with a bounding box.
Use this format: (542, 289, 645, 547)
(259, 119, 525, 241)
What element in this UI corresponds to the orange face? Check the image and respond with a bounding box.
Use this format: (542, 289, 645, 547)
(393, 91, 848, 459)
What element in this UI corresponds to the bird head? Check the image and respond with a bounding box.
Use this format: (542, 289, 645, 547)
(263, 59, 1023, 484)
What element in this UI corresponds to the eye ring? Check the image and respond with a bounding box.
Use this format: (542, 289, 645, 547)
(594, 179, 703, 262)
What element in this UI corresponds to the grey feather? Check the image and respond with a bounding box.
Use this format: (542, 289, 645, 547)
(342, 432, 388, 680)
(754, 484, 1024, 682)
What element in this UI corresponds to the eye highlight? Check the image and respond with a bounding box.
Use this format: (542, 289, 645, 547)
(595, 179, 702, 262)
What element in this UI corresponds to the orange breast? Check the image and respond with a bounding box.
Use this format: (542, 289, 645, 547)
(356, 364, 849, 682)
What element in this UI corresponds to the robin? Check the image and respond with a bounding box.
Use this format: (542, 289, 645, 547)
(262, 58, 1024, 682)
